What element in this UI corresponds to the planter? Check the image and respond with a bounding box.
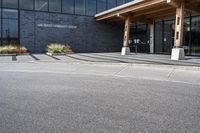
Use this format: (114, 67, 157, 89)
(46, 51, 73, 56)
(0, 47, 30, 56)
(16, 53, 30, 56)
(0, 53, 30, 56)
(0, 53, 17, 56)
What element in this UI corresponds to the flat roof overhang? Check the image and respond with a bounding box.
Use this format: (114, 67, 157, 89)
(95, 0, 200, 23)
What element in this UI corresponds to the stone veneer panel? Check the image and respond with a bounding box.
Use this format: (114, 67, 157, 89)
(20, 10, 123, 53)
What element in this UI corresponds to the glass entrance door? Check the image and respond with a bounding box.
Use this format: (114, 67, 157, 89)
(163, 20, 174, 54)
(155, 20, 175, 54)
(155, 16, 200, 56)
(129, 24, 150, 53)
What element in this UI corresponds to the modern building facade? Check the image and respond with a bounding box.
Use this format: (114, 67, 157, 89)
(0, 0, 200, 57)
(95, 0, 200, 59)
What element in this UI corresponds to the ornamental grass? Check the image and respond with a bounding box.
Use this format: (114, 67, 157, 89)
(47, 43, 72, 54)
(0, 45, 28, 54)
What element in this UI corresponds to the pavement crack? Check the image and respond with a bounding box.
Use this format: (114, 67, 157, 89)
(168, 68, 176, 79)
(114, 64, 129, 76)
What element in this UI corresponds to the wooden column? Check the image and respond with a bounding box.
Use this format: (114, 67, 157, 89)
(123, 16, 131, 47)
(174, 2, 185, 48)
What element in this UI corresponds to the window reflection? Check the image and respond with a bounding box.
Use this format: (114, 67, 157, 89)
(49, 0, 61, 12)
(117, 0, 125, 6)
(75, 0, 85, 15)
(97, 0, 107, 13)
(191, 16, 200, 55)
(3, 9, 18, 19)
(155, 21, 163, 53)
(62, 0, 74, 14)
(20, 0, 34, 10)
(1, 9, 19, 45)
(86, 0, 96, 16)
(108, 0, 116, 9)
(2, 0, 18, 8)
(35, 0, 48, 11)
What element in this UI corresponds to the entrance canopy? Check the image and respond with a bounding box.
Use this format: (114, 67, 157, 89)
(95, 0, 200, 23)
(95, 0, 200, 60)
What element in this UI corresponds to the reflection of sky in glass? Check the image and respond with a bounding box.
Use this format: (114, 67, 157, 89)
(1, 0, 134, 16)
(20, 0, 34, 10)
(62, 0, 74, 14)
(3, 9, 18, 19)
(107, 0, 116, 9)
(3, 19, 18, 38)
(35, 0, 48, 11)
(3, 0, 18, 8)
(117, 0, 125, 5)
(86, 0, 96, 16)
(97, 0, 107, 13)
(0, 9, 19, 44)
(75, 0, 85, 15)
(49, 0, 61, 12)
(1, 9, 18, 39)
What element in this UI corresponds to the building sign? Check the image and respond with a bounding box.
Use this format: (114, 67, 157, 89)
(37, 24, 77, 29)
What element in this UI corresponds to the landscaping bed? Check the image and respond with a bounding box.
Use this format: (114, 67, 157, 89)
(0, 45, 30, 56)
(46, 43, 73, 56)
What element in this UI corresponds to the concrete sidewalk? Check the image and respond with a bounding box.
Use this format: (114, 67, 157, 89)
(0, 53, 200, 67)
(0, 62, 200, 85)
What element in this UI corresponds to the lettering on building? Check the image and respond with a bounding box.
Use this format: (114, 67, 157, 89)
(37, 24, 77, 29)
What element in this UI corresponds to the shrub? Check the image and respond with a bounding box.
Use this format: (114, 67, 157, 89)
(0, 45, 28, 54)
(47, 43, 72, 54)
(15, 47, 28, 54)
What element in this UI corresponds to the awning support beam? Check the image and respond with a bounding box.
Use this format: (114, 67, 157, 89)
(171, 1, 185, 60)
(174, 1, 184, 48)
(121, 16, 131, 55)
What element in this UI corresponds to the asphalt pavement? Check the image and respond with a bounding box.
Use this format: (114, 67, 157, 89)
(0, 54, 200, 133)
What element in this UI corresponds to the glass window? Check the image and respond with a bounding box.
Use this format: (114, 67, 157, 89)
(75, 0, 85, 15)
(2, 9, 18, 19)
(62, 0, 74, 14)
(163, 20, 175, 54)
(2, 9, 19, 45)
(49, 0, 61, 12)
(20, 0, 34, 10)
(155, 21, 163, 54)
(125, 0, 132, 3)
(2, 0, 18, 8)
(117, 0, 125, 5)
(191, 16, 200, 56)
(97, 0, 107, 13)
(0, 9, 1, 46)
(183, 18, 190, 55)
(108, 0, 116, 9)
(35, 0, 48, 11)
(2, 19, 19, 45)
(86, 0, 96, 16)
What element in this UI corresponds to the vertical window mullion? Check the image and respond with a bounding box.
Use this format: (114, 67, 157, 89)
(1, 7, 2, 45)
(84, 0, 86, 15)
(61, 0, 62, 13)
(48, 0, 49, 11)
(34, 0, 35, 10)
